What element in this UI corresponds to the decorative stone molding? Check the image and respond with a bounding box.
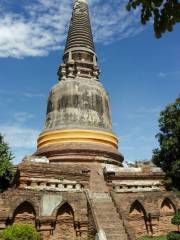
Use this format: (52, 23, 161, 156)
(37, 129, 118, 150)
(19, 178, 84, 192)
(22, 156, 49, 163)
(112, 180, 163, 193)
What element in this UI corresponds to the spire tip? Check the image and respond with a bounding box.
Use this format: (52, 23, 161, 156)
(75, 0, 87, 3)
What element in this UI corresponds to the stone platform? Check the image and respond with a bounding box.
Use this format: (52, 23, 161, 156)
(0, 156, 179, 240)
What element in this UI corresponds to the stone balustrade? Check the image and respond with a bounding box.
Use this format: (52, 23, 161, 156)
(19, 178, 84, 192)
(112, 181, 162, 193)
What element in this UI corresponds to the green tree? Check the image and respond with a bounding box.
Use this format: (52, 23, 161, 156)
(171, 211, 180, 231)
(152, 97, 180, 191)
(0, 134, 14, 192)
(0, 224, 40, 240)
(167, 211, 180, 240)
(126, 0, 180, 38)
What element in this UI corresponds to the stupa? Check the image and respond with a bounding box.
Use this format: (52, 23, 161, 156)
(0, 0, 179, 239)
(36, 0, 122, 166)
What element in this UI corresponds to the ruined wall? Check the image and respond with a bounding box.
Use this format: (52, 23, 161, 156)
(0, 161, 179, 240)
(52, 203, 76, 240)
(0, 189, 89, 240)
(112, 191, 180, 238)
(128, 200, 148, 237)
(12, 201, 36, 225)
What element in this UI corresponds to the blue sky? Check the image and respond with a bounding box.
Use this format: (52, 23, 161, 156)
(0, 0, 179, 164)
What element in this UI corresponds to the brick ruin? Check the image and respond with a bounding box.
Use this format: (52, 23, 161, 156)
(0, 0, 179, 240)
(0, 159, 179, 240)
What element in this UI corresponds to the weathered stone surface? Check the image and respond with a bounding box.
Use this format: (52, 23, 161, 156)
(111, 191, 180, 238)
(45, 78, 112, 132)
(64, 0, 95, 54)
(0, 160, 179, 239)
(41, 194, 63, 216)
(35, 142, 124, 165)
(0, 187, 89, 239)
(105, 164, 166, 193)
(0, 0, 179, 240)
(88, 192, 128, 240)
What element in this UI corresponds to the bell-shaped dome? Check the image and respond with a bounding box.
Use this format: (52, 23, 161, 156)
(45, 78, 112, 132)
(37, 77, 118, 150)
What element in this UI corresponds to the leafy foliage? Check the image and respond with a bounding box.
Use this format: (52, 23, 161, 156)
(0, 224, 40, 240)
(152, 97, 180, 191)
(137, 236, 167, 240)
(126, 0, 180, 38)
(171, 211, 180, 226)
(0, 134, 14, 192)
(167, 231, 180, 240)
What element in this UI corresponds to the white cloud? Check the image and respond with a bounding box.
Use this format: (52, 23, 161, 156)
(136, 106, 162, 115)
(0, 89, 45, 98)
(13, 112, 34, 123)
(91, 0, 143, 43)
(0, 124, 39, 148)
(0, 0, 71, 58)
(118, 126, 158, 162)
(22, 92, 45, 98)
(157, 70, 180, 78)
(158, 72, 166, 78)
(123, 106, 162, 120)
(0, 123, 40, 163)
(0, 108, 40, 162)
(0, 0, 143, 58)
(12, 149, 34, 165)
(0, 107, 41, 163)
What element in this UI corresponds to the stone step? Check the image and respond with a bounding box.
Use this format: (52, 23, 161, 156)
(104, 229, 126, 234)
(95, 210, 119, 216)
(107, 236, 128, 240)
(100, 221, 124, 225)
(104, 228, 126, 234)
(102, 224, 125, 230)
(90, 193, 111, 200)
(93, 196, 112, 200)
(99, 219, 124, 224)
(95, 204, 117, 209)
(93, 200, 112, 204)
(102, 221, 124, 225)
(87, 190, 129, 240)
(94, 205, 118, 211)
(106, 233, 127, 238)
(98, 210, 121, 215)
(106, 233, 128, 240)
(94, 202, 117, 207)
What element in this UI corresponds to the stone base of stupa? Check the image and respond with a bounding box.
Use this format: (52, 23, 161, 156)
(35, 142, 123, 166)
(0, 154, 179, 240)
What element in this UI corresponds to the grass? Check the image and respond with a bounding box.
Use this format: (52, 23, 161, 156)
(137, 236, 167, 240)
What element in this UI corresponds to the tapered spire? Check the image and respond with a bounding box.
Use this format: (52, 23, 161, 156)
(58, 0, 99, 80)
(64, 0, 95, 54)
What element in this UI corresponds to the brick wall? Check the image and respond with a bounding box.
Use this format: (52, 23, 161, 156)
(112, 191, 180, 238)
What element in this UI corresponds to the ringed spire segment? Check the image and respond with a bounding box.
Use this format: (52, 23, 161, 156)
(64, 0, 95, 54)
(74, 0, 87, 3)
(58, 0, 99, 80)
